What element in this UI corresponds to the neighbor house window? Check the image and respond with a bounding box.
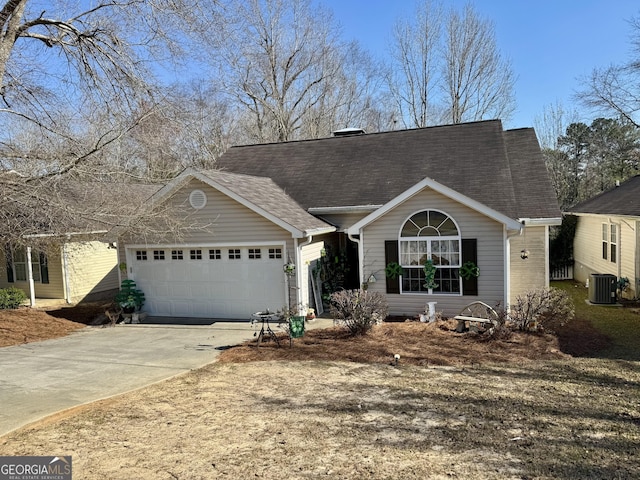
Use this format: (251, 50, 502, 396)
(136, 250, 147, 261)
(172, 249, 184, 260)
(602, 224, 617, 263)
(10, 248, 48, 284)
(209, 249, 221, 260)
(399, 210, 461, 294)
(153, 250, 165, 260)
(268, 248, 282, 259)
(248, 248, 261, 259)
(190, 249, 202, 260)
(228, 249, 241, 260)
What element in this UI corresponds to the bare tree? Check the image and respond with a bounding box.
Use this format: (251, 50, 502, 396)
(206, 0, 389, 142)
(441, 4, 515, 124)
(0, 0, 211, 245)
(387, 0, 443, 128)
(387, 2, 515, 127)
(579, 15, 640, 128)
(534, 100, 580, 150)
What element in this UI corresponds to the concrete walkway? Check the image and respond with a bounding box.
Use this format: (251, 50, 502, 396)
(0, 319, 334, 437)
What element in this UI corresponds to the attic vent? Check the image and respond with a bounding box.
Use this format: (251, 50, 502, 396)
(189, 189, 207, 209)
(333, 127, 366, 137)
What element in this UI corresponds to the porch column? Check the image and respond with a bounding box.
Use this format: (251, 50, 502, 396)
(26, 246, 35, 307)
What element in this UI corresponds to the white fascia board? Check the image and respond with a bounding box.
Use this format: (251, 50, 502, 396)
(147, 167, 194, 206)
(308, 205, 383, 214)
(190, 171, 308, 238)
(304, 226, 337, 236)
(347, 177, 523, 234)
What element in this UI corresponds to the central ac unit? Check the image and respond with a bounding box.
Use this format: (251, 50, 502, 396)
(588, 274, 617, 304)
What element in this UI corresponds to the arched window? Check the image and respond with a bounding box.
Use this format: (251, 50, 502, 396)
(399, 210, 461, 294)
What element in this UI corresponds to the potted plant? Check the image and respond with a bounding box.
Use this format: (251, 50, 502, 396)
(115, 279, 145, 313)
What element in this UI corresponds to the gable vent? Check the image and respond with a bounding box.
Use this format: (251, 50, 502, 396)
(189, 189, 207, 209)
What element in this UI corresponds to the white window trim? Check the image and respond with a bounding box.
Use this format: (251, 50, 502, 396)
(398, 210, 463, 296)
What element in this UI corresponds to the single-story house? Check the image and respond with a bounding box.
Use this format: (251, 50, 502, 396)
(122, 120, 561, 319)
(1, 238, 121, 305)
(566, 175, 640, 298)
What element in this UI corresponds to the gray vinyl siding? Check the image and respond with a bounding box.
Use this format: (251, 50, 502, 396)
(361, 188, 506, 318)
(573, 214, 638, 298)
(122, 179, 295, 254)
(509, 226, 547, 303)
(121, 178, 298, 302)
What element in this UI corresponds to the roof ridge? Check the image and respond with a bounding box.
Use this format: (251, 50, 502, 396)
(229, 119, 504, 149)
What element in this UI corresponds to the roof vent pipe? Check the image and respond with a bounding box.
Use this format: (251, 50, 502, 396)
(333, 128, 366, 137)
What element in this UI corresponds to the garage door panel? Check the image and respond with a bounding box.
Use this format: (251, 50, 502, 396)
(130, 246, 286, 319)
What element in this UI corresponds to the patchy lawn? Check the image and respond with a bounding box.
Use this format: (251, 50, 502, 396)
(1, 284, 639, 479)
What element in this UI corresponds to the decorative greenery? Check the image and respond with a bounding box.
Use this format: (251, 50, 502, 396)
(0, 287, 27, 309)
(385, 262, 403, 279)
(617, 277, 630, 295)
(422, 259, 439, 290)
(459, 261, 480, 280)
(288, 316, 305, 338)
(313, 246, 350, 304)
(115, 279, 145, 311)
(283, 262, 296, 276)
(549, 215, 578, 269)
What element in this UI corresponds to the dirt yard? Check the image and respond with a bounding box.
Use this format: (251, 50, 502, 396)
(0, 302, 638, 479)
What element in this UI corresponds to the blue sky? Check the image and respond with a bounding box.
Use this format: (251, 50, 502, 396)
(321, 0, 640, 129)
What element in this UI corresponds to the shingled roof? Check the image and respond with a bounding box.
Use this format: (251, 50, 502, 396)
(566, 175, 640, 217)
(216, 120, 561, 222)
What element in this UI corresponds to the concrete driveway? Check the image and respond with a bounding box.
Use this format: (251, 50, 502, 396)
(0, 322, 265, 436)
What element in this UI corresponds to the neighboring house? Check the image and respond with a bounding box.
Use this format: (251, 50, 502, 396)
(0, 180, 160, 306)
(124, 120, 561, 319)
(566, 175, 640, 298)
(0, 239, 120, 305)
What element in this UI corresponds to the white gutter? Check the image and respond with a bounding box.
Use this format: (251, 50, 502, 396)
(517, 217, 562, 226)
(308, 205, 382, 215)
(22, 230, 109, 239)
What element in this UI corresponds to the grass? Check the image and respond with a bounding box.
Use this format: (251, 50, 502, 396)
(1, 282, 639, 478)
(553, 280, 640, 361)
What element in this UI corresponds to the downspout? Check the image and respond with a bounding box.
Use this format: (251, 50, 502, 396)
(26, 246, 35, 307)
(348, 231, 363, 289)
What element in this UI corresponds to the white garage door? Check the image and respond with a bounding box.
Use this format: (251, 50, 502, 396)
(129, 246, 287, 319)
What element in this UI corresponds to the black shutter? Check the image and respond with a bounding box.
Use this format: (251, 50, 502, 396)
(461, 239, 478, 296)
(5, 246, 13, 283)
(384, 240, 400, 294)
(39, 252, 49, 284)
